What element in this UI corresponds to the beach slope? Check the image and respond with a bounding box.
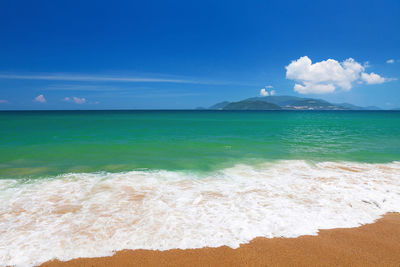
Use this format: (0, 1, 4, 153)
(41, 213, 400, 267)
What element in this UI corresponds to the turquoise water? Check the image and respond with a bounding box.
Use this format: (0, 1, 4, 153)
(1, 110, 399, 178)
(2, 110, 400, 266)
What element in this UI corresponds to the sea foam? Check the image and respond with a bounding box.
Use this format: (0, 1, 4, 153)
(1, 160, 400, 266)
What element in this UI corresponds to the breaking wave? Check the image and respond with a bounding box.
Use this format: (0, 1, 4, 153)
(1, 160, 400, 266)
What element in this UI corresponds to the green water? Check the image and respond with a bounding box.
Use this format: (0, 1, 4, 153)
(0, 110, 399, 179)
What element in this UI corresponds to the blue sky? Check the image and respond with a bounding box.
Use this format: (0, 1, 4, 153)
(0, 0, 399, 109)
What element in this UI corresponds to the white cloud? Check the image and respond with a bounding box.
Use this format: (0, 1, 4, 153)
(293, 83, 335, 94)
(34, 94, 46, 103)
(286, 56, 389, 94)
(260, 86, 276, 96)
(73, 97, 86, 104)
(0, 99, 8, 103)
(387, 59, 395, 64)
(361, 72, 386, 84)
(260, 88, 269, 96)
(63, 96, 86, 104)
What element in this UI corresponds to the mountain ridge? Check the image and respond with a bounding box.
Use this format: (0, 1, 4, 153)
(223, 100, 282, 110)
(206, 96, 383, 111)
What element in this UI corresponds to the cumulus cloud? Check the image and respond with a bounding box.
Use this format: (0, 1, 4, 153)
(293, 83, 335, 94)
(260, 88, 269, 96)
(34, 94, 46, 103)
(386, 59, 395, 64)
(64, 96, 86, 104)
(260, 85, 276, 96)
(361, 72, 386, 84)
(286, 56, 389, 94)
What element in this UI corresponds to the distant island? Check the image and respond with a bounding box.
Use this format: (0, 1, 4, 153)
(202, 96, 384, 111)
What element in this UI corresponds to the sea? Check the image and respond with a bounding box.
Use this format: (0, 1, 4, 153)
(1, 110, 400, 266)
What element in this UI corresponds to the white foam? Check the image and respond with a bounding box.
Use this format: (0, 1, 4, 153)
(1, 160, 400, 266)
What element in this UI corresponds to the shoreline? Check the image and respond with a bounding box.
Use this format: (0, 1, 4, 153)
(41, 212, 400, 267)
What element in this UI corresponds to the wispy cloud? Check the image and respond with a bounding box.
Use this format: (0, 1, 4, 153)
(47, 84, 119, 91)
(72, 97, 86, 104)
(63, 96, 87, 104)
(133, 92, 203, 98)
(0, 73, 257, 86)
(0, 99, 8, 103)
(0, 73, 204, 84)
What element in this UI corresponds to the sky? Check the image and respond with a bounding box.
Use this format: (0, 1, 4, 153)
(0, 0, 399, 110)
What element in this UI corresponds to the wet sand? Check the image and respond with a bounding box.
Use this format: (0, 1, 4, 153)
(41, 213, 400, 267)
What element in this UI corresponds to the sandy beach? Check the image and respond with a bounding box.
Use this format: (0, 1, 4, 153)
(41, 213, 400, 267)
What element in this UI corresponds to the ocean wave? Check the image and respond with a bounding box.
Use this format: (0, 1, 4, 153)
(1, 160, 400, 266)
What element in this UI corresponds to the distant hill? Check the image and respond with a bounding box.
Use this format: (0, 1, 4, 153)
(245, 96, 303, 106)
(243, 96, 346, 110)
(209, 101, 230, 110)
(223, 100, 281, 110)
(336, 103, 382, 110)
(288, 99, 345, 110)
(336, 103, 364, 110)
(364, 106, 382, 110)
(207, 95, 382, 111)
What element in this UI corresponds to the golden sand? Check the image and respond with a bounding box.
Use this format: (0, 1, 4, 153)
(41, 213, 400, 267)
